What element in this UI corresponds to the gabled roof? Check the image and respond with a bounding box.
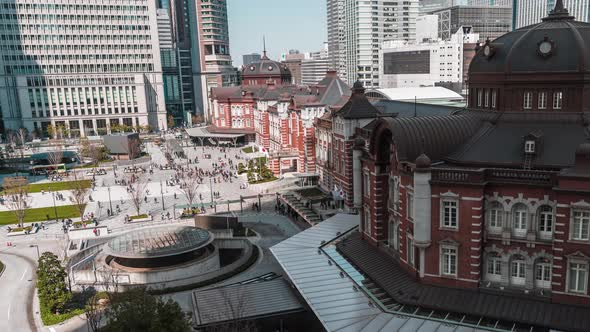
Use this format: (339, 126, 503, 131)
(315, 71, 351, 107)
(335, 86, 382, 119)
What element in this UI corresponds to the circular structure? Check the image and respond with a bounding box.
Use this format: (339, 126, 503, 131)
(242, 53, 292, 85)
(105, 225, 212, 259)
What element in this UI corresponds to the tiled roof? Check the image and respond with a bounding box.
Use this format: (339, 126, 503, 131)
(338, 233, 590, 332)
(335, 92, 382, 119)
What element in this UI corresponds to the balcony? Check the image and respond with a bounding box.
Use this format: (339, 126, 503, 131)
(431, 168, 557, 187)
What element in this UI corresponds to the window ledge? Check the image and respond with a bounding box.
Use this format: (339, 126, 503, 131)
(439, 226, 459, 232)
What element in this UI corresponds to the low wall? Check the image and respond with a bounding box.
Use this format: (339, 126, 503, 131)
(72, 238, 254, 292)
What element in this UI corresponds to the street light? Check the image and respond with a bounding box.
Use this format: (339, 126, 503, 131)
(107, 186, 113, 215)
(49, 186, 58, 222)
(29, 244, 40, 260)
(160, 180, 165, 210)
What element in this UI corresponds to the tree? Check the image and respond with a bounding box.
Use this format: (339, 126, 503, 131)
(167, 114, 175, 129)
(68, 171, 89, 221)
(37, 252, 71, 314)
(104, 287, 191, 332)
(192, 114, 203, 125)
(2, 176, 30, 227)
(203, 287, 257, 332)
(85, 293, 106, 332)
(47, 145, 64, 167)
(179, 169, 200, 208)
(127, 174, 148, 216)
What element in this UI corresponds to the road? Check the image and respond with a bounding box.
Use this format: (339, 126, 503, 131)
(0, 248, 38, 332)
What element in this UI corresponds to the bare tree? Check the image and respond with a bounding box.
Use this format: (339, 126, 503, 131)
(203, 287, 257, 332)
(47, 145, 64, 167)
(68, 171, 89, 221)
(2, 177, 31, 227)
(179, 170, 200, 208)
(17, 128, 27, 159)
(85, 293, 106, 332)
(127, 174, 148, 216)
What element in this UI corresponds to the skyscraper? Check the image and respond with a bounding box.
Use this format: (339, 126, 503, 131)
(0, 0, 168, 136)
(328, 0, 419, 87)
(513, 0, 590, 29)
(242, 53, 262, 66)
(432, 5, 512, 41)
(194, 0, 237, 118)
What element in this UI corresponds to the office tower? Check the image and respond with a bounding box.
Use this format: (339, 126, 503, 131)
(329, 0, 419, 87)
(327, 0, 347, 82)
(194, 0, 237, 118)
(242, 53, 261, 66)
(467, 0, 511, 6)
(301, 44, 331, 86)
(513, 0, 590, 28)
(0, 0, 168, 136)
(416, 15, 439, 42)
(432, 5, 512, 41)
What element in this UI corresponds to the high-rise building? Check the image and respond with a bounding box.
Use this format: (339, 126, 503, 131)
(432, 5, 512, 41)
(242, 53, 261, 66)
(379, 27, 479, 89)
(416, 15, 440, 42)
(513, 0, 590, 29)
(0, 0, 168, 136)
(301, 45, 331, 86)
(194, 0, 238, 119)
(329, 0, 419, 87)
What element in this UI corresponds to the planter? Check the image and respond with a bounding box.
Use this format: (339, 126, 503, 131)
(127, 214, 153, 223)
(7, 225, 39, 237)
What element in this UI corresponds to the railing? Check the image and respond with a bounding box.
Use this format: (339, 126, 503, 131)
(431, 168, 484, 183)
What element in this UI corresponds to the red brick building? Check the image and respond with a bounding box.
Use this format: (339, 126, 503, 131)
(208, 54, 350, 175)
(340, 4, 590, 330)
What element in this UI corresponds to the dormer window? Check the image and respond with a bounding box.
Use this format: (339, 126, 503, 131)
(553, 91, 563, 109)
(523, 91, 533, 110)
(525, 140, 536, 154)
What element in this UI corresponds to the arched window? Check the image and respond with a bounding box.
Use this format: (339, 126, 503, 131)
(388, 218, 399, 251)
(535, 257, 552, 289)
(510, 255, 527, 286)
(538, 205, 553, 239)
(487, 202, 503, 233)
(512, 204, 528, 237)
(486, 252, 502, 282)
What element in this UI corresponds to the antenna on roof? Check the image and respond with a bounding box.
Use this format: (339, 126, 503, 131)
(263, 35, 267, 58)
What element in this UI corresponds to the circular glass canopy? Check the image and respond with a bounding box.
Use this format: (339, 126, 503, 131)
(105, 225, 213, 259)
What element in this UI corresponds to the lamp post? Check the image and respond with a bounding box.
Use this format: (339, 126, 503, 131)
(173, 203, 176, 219)
(49, 186, 58, 222)
(209, 177, 213, 203)
(107, 186, 113, 214)
(160, 180, 165, 210)
(29, 244, 40, 260)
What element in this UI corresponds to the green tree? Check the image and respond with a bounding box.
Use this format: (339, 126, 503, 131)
(104, 288, 191, 332)
(167, 115, 175, 129)
(37, 252, 71, 314)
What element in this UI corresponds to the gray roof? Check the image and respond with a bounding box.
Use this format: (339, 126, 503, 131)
(105, 225, 212, 259)
(339, 232, 590, 332)
(242, 55, 291, 77)
(372, 100, 464, 118)
(335, 92, 382, 119)
(185, 127, 245, 139)
(192, 278, 303, 326)
(470, 15, 590, 74)
(316, 72, 351, 106)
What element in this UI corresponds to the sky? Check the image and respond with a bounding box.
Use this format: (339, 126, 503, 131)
(227, 0, 327, 66)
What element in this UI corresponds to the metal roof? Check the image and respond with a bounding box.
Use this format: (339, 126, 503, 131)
(185, 127, 245, 139)
(104, 225, 212, 259)
(368, 87, 464, 102)
(271, 214, 491, 332)
(192, 278, 304, 327)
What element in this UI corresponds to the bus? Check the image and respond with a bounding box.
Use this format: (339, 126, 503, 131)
(30, 163, 68, 176)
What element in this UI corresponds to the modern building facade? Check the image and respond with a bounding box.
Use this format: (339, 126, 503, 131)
(0, 0, 168, 136)
(301, 58, 331, 86)
(194, 0, 238, 119)
(432, 5, 512, 41)
(513, 0, 590, 28)
(328, 0, 419, 87)
(242, 53, 261, 67)
(379, 27, 479, 89)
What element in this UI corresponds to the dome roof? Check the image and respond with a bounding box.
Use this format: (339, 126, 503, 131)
(470, 3, 590, 75)
(415, 153, 431, 169)
(242, 54, 291, 77)
(104, 225, 213, 259)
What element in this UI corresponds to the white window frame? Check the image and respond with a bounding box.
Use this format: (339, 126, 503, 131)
(407, 236, 414, 267)
(389, 219, 399, 250)
(523, 91, 533, 110)
(477, 89, 482, 107)
(568, 261, 588, 294)
(572, 210, 590, 241)
(512, 205, 528, 237)
(441, 246, 458, 277)
(484, 89, 489, 107)
(524, 140, 535, 153)
(538, 206, 553, 239)
(406, 192, 414, 221)
(538, 92, 547, 109)
(364, 208, 371, 236)
(363, 172, 370, 198)
(441, 200, 459, 229)
(491, 90, 497, 108)
(510, 259, 527, 286)
(535, 261, 552, 289)
(487, 206, 503, 233)
(486, 255, 502, 282)
(553, 91, 563, 109)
